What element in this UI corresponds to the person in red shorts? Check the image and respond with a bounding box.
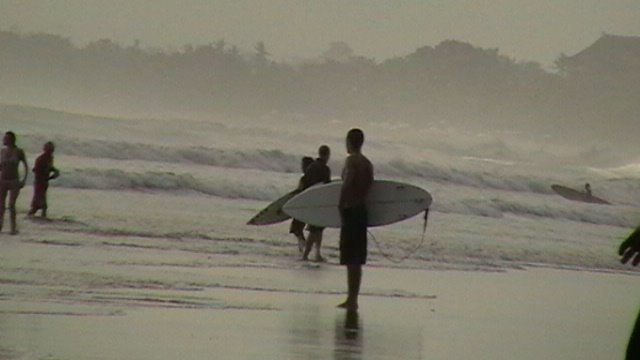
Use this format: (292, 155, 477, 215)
(28, 141, 59, 218)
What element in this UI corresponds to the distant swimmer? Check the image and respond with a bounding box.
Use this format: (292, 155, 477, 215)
(0, 131, 28, 234)
(337, 128, 373, 311)
(28, 141, 60, 218)
(584, 183, 592, 198)
(290, 156, 314, 252)
(302, 145, 331, 262)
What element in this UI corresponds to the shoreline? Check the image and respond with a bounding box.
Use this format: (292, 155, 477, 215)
(2, 186, 637, 274)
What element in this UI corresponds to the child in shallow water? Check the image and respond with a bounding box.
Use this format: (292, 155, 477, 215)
(28, 141, 60, 218)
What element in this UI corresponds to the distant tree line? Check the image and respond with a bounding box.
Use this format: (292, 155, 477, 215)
(0, 30, 637, 140)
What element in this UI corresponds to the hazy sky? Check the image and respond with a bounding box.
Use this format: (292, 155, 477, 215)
(2, 0, 640, 66)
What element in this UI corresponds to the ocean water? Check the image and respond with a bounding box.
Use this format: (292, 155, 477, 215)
(2, 108, 640, 359)
(6, 109, 640, 273)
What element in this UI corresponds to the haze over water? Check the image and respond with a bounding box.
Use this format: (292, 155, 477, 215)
(3, 0, 640, 66)
(1, 2, 639, 359)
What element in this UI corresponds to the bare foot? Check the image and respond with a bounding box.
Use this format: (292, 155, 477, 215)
(314, 255, 326, 263)
(337, 300, 358, 311)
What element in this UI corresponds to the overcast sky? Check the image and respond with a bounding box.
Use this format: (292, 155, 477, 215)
(2, 0, 640, 66)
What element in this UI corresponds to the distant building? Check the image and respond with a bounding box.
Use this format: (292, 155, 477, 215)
(560, 33, 640, 78)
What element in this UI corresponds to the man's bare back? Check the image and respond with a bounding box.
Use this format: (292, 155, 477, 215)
(338, 128, 373, 311)
(340, 153, 373, 209)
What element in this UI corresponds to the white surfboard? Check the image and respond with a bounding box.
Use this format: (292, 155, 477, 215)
(282, 180, 432, 228)
(246, 189, 301, 225)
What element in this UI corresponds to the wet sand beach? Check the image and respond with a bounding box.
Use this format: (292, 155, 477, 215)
(1, 239, 638, 360)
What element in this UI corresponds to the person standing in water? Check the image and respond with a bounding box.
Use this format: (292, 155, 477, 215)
(290, 156, 314, 252)
(0, 131, 28, 234)
(302, 145, 331, 262)
(28, 141, 60, 218)
(338, 128, 373, 311)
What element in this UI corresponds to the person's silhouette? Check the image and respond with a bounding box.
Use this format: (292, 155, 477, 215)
(28, 141, 60, 218)
(619, 225, 640, 359)
(0, 131, 28, 234)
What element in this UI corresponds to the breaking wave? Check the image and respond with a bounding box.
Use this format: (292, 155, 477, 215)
(53, 166, 640, 228)
(24, 135, 300, 173)
(22, 134, 638, 229)
(57, 168, 285, 201)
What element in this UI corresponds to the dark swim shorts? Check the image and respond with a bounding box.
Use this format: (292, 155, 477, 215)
(289, 219, 305, 236)
(339, 205, 368, 265)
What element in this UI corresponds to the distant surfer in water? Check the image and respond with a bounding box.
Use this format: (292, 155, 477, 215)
(619, 225, 640, 359)
(302, 145, 331, 262)
(0, 131, 28, 234)
(28, 141, 60, 218)
(290, 156, 314, 252)
(338, 128, 373, 311)
(584, 183, 592, 198)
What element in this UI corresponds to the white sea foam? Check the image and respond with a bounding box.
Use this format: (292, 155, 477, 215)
(5, 106, 640, 272)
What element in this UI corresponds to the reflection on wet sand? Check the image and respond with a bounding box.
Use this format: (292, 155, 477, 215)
(286, 303, 422, 360)
(334, 310, 362, 360)
(286, 304, 327, 359)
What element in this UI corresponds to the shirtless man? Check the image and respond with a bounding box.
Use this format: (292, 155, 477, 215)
(0, 131, 28, 234)
(338, 128, 373, 311)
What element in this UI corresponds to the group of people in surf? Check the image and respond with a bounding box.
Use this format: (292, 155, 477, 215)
(288, 128, 374, 310)
(0, 130, 60, 235)
(2, 127, 374, 310)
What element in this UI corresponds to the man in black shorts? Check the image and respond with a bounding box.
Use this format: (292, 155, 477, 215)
(302, 145, 331, 261)
(338, 128, 373, 311)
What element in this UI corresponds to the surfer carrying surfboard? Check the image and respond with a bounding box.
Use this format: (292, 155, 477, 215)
(302, 145, 331, 262)
(337, 128, 373, 311)
(290, 156, 314, 252)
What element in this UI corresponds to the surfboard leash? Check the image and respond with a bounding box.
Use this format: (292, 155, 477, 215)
(369, 208, 430, 264)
